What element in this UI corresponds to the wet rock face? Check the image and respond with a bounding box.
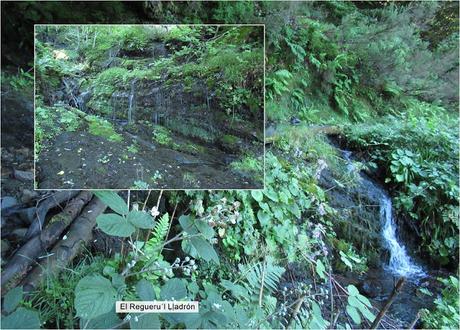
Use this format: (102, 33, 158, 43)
(1, 89, 34, 149)
(319, 168, 384, 264)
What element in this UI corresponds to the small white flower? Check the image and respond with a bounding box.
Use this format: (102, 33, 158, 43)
(132, 203, 139, 211)
(150, 206, 160, 218)
(63, 235, 68, 240)
(185, 256, 190, 262)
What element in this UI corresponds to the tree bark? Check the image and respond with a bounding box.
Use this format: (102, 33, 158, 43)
(25, 190, 79, 239)
(21, 198, 107, 294)
(1, 192, 93, 293)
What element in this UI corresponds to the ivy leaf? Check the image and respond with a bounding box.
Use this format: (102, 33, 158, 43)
(160, 278, 187, 300)
(97, 214, 135, 237)
(127, 211, 154, 229)
(94, 191, 128, 215)
(251, 190, 263, 202)
(74, 275, 117, 319)
(1, 307, 40, 329)
(3, 286, 23, 313)
(346, 305, 361, 325)
(190, 237, 219, 264)
(136, 279, 156, 301)
(130, 314, 161, 329)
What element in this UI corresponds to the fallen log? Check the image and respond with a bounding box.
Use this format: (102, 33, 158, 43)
(1, 191, 93, 293)
(21, 197, 107, 294)
(24, 190, 79, 239)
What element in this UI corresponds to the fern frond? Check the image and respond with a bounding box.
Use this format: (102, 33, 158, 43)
(145, 213, 170, 258)
(238, 256, 285, 301)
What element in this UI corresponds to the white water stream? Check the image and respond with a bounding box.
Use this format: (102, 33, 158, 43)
(342, 150, 426, 279)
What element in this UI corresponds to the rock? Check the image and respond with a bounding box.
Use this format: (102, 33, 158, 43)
(13, 169, 34, 182)
(290, 116, 301, 125)
(21, 189, 39, 203)
(1, 239, 10, 257)
(1, 196, 18, 210)
(360, 280, 383, 298)
(11, 228, 28, 239)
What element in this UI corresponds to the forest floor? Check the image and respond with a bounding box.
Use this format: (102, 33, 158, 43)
(36, 120, 259, 189)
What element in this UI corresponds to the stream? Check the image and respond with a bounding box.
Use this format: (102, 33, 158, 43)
(337, 149, 441, 327)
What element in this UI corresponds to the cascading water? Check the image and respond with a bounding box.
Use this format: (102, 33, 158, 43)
(380, 193, 426, 278)
(340, 149, 426, 280)
(128, 79, 137, 124)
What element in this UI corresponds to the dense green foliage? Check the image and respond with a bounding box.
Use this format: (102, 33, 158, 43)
(2, 1, 459, 329)
(344, 101, 459, 266)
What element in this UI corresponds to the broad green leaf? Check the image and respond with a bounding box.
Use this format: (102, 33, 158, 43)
(288, 203, 301, 218)
(315, 259, 326, 280)
(3, 286, 23, 313)
(360, 305, 376, 322)
(190, 237, 219, 264)
(127, 211, 154, 229)
(136, 279, 156, 301)
(195, 219, 214, 239)
(97, 214, 135, 237)
(346, 305, 361, 324)
(251, 190, 263, 202)
(1, 307, 40, 329)
(80, 311, 120, 329)
(357, 293, 372, 307)
(75, 275, 117, 319)
(257, 210, 271, 226)
(179, 215, 198, 234)
(160, 278, 187, 300)
(264, 189, 279, 202)
(347, 295, 361, 308)
(94, 191, 128, 215)
(347, 284, 360, 296)
(130, 314, 160, 329)
(274, 207, 284, 220)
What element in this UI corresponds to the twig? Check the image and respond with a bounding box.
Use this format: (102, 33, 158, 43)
(370, 277, 406, 329)
(408, 310, 421, 329)
(258, 259, 266, 308)
(287, 294, 306, 327)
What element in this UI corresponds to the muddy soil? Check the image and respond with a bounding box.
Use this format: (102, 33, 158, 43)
(36, 122, 258, 189)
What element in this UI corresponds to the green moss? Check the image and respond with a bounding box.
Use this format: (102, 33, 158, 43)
(221, 134, 239, 145)
(86, 115, 123, 142)
(152, 125, 173, 145)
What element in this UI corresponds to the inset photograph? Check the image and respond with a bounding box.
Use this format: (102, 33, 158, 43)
(34, 24, 264, 189)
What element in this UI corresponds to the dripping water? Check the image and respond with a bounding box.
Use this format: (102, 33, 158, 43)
(128, 79, 137, 124)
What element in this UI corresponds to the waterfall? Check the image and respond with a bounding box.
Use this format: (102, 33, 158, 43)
(380, 194, 426, 278)
(128, 79, 137, 124)
(340, 149, 426, 279)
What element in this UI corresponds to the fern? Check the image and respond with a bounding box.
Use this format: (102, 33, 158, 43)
(145, 213, 170, 259)
(235, 256, 285, 308)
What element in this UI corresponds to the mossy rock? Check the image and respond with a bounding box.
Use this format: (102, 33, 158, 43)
(219, 134, 241, 153)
